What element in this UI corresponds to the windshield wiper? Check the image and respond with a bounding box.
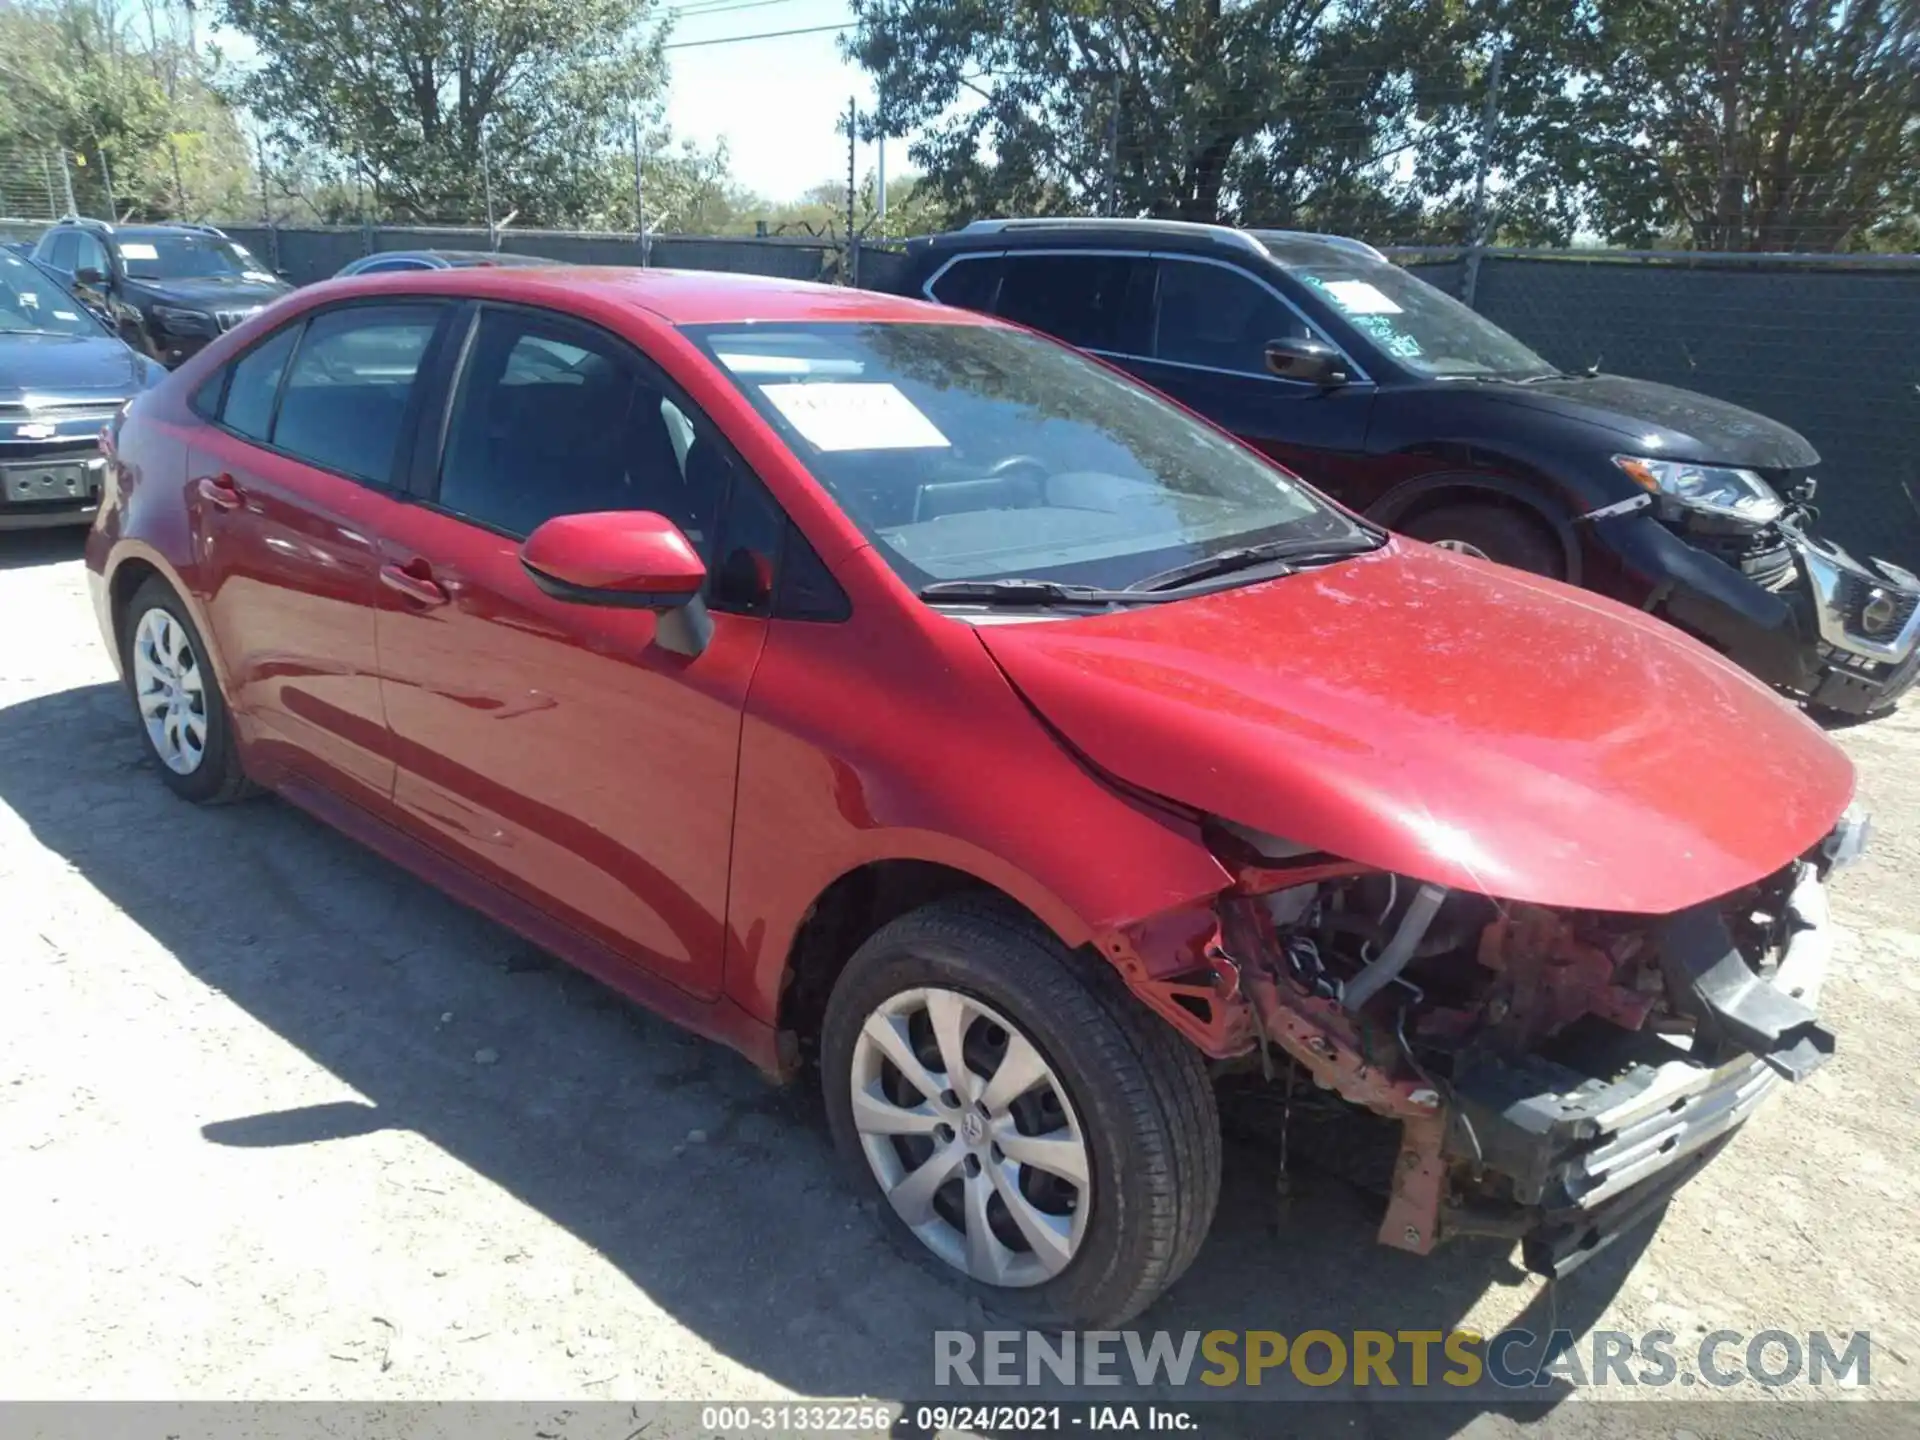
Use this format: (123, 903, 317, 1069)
(1125, 533, 1384, 594)
(918, 578, 1178, 608)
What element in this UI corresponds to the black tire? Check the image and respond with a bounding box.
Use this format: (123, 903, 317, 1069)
(120, 576, 259, 804)
(1403, 501, 1565, 578)
(821, 897, 1220, 1328)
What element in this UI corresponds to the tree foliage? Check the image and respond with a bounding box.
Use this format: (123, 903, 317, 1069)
(848, 0, 1919, 250)
(1569, 0, 1920, 250)
(0, 0, 250, 220)
(217, 0, 670, 227)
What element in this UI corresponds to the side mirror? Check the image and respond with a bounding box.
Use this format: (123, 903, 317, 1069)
(520, 511, 712, 656)
(1264, 337, 1352, 388)
(75, 266, 108, 286)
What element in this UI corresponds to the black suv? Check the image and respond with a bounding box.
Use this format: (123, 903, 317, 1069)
(888, 218, 1920, 715)
(32, 218, 292, 368)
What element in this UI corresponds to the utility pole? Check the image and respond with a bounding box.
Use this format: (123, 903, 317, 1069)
(631, 109, 649, 266)
(875, 87, 887, 228)
(846, 96, 858, 285)
(480, 123, 498, 250)
(1462, 42, 1504, 310)
(1103, 73, 1120, 217)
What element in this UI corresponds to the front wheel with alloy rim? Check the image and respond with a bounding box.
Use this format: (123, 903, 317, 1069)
(121, 576, 258, 804)
(821, 899, 1220, 1327)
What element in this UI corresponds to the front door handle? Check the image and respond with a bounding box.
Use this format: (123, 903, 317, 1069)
(195, 473, 243, 511)
(380, 561, 450, 608)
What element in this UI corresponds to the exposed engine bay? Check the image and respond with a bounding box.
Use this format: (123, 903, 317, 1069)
(1115, 808, 1868, 1276)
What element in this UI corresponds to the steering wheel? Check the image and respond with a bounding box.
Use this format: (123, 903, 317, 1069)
(985, 454, 1049, 481)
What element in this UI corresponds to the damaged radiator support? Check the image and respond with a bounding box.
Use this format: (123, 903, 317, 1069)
(1226, 855, 1841, 1273)
(1341, 881, 1449, 1011)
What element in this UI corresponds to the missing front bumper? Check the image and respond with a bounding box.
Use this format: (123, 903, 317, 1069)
(1446, 865, 1836, 1275)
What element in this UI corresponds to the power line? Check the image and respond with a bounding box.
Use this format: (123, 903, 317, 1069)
(668, 0, 804, 16)
(662, 20, 850, 49)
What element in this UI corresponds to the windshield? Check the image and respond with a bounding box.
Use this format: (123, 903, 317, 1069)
(0, 252, 107, 337)
(115, 233, 268, 282)
(685, 321, 1367, 592)
(1284, 256, 1557, 379)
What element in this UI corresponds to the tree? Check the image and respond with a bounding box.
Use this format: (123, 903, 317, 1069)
(216, 0, 671, 227)
(0, 0, 247, 220)
(845, 0, 1496, 234)
(1565, 0, 1920, 250)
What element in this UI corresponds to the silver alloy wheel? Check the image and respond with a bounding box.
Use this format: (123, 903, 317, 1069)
(131, 607, 209, 776)
(849, 986, 1091, 1288)
(1430, 537, 1492, 560)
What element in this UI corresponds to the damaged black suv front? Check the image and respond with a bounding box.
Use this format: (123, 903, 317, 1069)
(1593, 448, 1920, 719)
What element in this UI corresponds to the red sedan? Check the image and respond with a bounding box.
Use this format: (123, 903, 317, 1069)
(87, 266, 1864, 1326)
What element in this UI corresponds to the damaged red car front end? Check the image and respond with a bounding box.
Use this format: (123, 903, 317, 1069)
(982, 539, 1863, 1276)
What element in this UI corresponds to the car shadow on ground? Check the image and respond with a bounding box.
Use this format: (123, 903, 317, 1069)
(0, 529, 86, 571)
(0, 680, 1652, 1430)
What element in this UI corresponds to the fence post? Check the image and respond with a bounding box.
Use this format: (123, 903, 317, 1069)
(1462, 42, 1503, 310)
(256, 136, 280, 276)
(59, 153, 77, 216)
(41, 152, 59, 218)
(99, 147, 116, 220)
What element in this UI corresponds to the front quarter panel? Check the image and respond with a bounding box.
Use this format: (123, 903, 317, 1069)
(724, 551, 1234, 1027)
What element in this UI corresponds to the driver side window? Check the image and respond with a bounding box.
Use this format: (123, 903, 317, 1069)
(74, 233, 110, 277)
(1153, 258, 1310, 376)
(434, 308, 726, 553)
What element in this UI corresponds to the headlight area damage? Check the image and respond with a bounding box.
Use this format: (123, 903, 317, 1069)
(1100, 809, 1870, 1278)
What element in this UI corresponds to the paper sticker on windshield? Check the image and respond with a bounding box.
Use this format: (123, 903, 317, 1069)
(119, 242, 159, 260)
(54, 310, 79, 321)
(1320, 280, 1403, 315)
(760, 382, 950, 452)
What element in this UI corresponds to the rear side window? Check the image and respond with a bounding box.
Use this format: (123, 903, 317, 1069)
(992, 253, 1152, 353)
(928, 256, 1001, 312)
(1153, 259, 1310, 375)
(272, 305, 440, 483)
(219, 324, 300, 440)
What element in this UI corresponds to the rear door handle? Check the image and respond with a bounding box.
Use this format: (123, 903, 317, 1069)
(195, 473, 243, 511)
(380, 561, 450, 608)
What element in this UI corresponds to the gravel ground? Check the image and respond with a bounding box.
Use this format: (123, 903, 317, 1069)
(2, 528, 1917, 1425)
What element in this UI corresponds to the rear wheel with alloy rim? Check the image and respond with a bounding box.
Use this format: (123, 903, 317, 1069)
(120, 576, 259, 804)
(822, 899, 1219, 1327)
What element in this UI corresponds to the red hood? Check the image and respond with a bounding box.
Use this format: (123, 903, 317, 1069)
(977, 542, 1853, 914)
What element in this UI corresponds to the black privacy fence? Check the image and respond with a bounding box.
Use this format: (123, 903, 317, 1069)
(214, 225, 1920, 572)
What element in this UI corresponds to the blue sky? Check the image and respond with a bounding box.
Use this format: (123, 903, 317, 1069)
(662, 0, 884, 200)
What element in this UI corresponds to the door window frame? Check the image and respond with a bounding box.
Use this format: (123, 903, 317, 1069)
(403, 298, 826, 619)
(930, 245, 1371, 389)
(1146, 252, 1370, 386)
(195, 297, 460, 492)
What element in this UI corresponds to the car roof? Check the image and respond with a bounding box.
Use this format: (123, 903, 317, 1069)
(321, 264, 994, 327)
(914, 217, 1385, 267)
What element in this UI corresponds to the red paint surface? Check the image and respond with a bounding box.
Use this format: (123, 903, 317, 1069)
(978, 540, 1853, 914)
(86, 267, 1855, 1076)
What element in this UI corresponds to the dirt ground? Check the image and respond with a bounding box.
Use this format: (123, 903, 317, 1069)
(2, 528, 1916, 1428)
